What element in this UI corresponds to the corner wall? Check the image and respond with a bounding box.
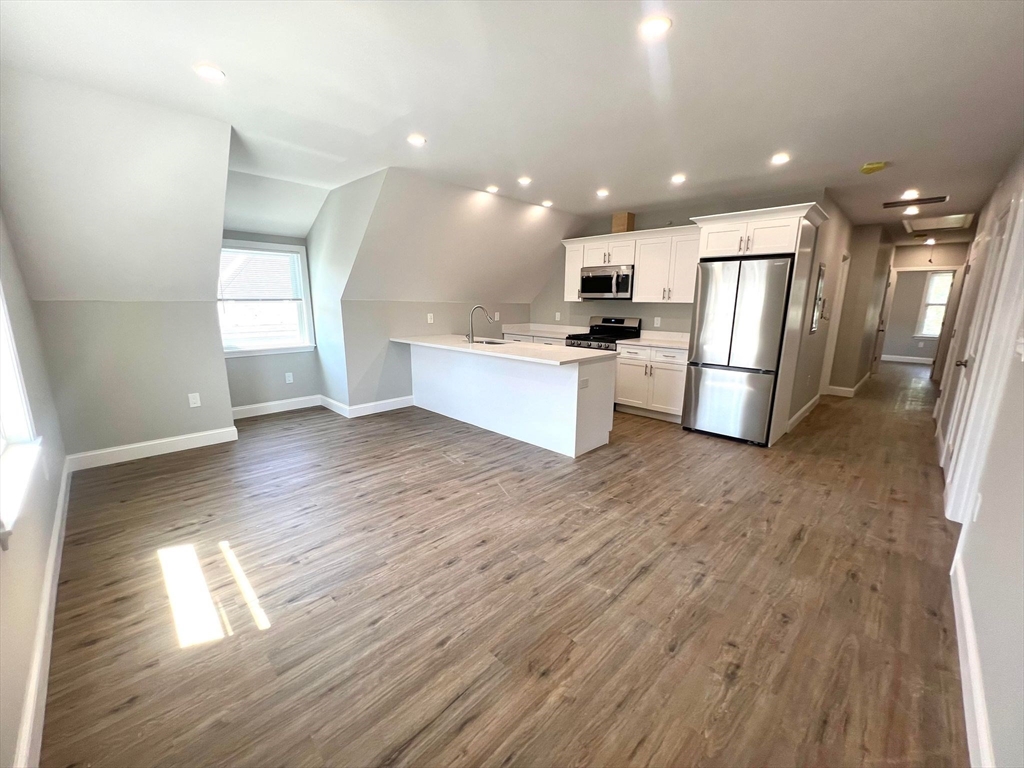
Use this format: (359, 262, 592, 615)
(0, 213, 67, 768)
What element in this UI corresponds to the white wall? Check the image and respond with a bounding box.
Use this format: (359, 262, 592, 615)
(0, 213, 67, 768)
(223, 171, 328, 240)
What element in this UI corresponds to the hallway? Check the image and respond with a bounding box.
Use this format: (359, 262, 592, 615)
(41, 363, 967, 767)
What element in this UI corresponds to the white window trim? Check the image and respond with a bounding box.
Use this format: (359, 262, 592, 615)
(914, 269, 955, 338)
(219, 239, 316, 358)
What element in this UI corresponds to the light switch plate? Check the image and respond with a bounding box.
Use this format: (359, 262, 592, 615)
(188, 392, 201, 408)
(654, 317, 661, 327)
(494, 311, 500, 321)
(285, 372, 294, 383)
(427, 313, 434, 324)
(579, 378, 589, 389)
(555, 312, 561, 321)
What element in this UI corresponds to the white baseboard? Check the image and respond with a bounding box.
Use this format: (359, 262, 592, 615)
(881, 354, 934, 364)
(951, 557, 995, 768)
(614, 404, 682, 424)
(824, 371, 871, 398)
(788, 395, 820, 431)
(232, 395, 321, 420)
(13, 461, 71, 768)
(64, 426, 238, 472)
(318, 394, 414, 419)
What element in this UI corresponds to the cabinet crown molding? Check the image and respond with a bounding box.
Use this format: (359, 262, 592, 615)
(690, 202, 828, 229)
(563, 223, 698, 246)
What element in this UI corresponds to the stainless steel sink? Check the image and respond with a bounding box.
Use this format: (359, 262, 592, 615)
(473, 339, 509, 345)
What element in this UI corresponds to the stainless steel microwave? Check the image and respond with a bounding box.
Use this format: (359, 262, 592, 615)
(580, 265, 634, 300)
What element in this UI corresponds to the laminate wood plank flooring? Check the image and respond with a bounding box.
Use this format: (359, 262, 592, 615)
(40, 363, 968, 767)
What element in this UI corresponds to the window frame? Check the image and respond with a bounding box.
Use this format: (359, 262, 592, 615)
(218, 239, 316, 358)
(0, 281, 36, 453)
(913, 269, 955, 339)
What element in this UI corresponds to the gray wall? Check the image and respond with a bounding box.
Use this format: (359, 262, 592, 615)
(830, 225, 893, 388)
(220, 230, 322, 407)
(789, 193, 853, 415)
(342, 301, 530, 405)
(882, 271, 936, 360)
(34, 301, 234, 453)
(0, 214, 66, 768)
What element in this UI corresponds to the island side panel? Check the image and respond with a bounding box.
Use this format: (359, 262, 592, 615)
(574, 358, 616, 457)
(409, 344, 581, 457)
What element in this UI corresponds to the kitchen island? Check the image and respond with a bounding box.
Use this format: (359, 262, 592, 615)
(390, 334, 617, 457)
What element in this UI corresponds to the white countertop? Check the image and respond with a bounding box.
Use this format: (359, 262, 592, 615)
(501, 324, 689, 350)
(391, 334, 618, 366)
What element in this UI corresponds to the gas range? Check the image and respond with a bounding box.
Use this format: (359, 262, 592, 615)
(565, 316, 641, 351)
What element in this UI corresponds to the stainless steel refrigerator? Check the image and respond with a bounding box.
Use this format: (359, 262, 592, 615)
(682, 255, 793, 445)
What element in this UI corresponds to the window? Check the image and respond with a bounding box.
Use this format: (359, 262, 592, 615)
(0, 284, 34, 454)
(915, 270, 955, 338)
(217, 240, 315, 357)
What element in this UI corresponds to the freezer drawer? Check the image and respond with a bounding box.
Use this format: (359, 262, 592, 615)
(728, 257, 791, 371)
(682, 366, 776, 444)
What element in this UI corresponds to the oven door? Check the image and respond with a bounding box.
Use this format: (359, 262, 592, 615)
(580, 266, 633, 299)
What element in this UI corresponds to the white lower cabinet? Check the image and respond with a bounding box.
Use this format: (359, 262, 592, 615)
(533, 336, 563, 346)
(503, 333, 534, 342)
(614, 346, 687, 416)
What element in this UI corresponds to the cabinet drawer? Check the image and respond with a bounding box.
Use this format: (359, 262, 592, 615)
(533, 336, 564, 346)
(617, 344, 651, 360)
(503, 334, 533, 343)
(651, 347, 687, 363)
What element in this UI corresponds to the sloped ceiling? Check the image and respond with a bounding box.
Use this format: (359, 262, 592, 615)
(0, 68, 230, 301)
(223, 168, 329, 240)
(343, 168, 586, 303)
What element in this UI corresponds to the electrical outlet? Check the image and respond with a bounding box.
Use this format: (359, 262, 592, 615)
(427, 313, 434, 324)
(188, 392, 201, 408)
(579, 378, 589, 389)
(285, 372, 294, 384)
(494, 311, 500, 321)
(555, 312, 561, 321)
(654, 317, 661, 327)
(918, 341, 924, 348)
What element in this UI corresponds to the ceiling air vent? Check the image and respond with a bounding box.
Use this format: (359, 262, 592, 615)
(882, 195, 949, 209)
(903, 213, 975, 234)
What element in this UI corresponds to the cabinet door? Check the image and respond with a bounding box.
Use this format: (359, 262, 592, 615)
(564, 244, 584, 301)
(648, 363, 687, 415)
(632, 238, 671, 302)
(533, 336, 563, 346)
(615, 359, 650, 407)
(503, 334, 533, 343)
(607, 239, 636, 265)
(583, 241, 608, 267)
(699, 221, 747, 258)
(668, 234, 700, 303)
(745, 217, 800, 255)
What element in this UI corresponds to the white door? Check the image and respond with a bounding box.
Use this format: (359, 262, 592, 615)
(583, 241, 608, 267)
(615, 359, 650, 407)
(699, 221, 747, 258)
(564, 244, 584, 302)
(745, 217, 801, 255)
(668, 234, 700, 302)
(632, 238, 671, 302)
(648, 363, 687, 414)
(607, 239, 636, 266)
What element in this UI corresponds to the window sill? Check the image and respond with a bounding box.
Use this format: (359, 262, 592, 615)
(913, 334, 940, 340)
(1, 439, 43, 546)
(224, 345, 315, 359)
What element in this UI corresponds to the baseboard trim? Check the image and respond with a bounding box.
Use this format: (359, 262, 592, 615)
(13, 461, 71, 768)
(319, 395, 349, 417)
(614, 404, 682, 424)
(824, 371, 871, 398)
(951, 557, 995, 768)
(345, 396, 415, 418)
(881, 354, 935, 364)
(788, 395, 820, 431)
(64, 426, 238, 472)
(232, 395, 321, 420)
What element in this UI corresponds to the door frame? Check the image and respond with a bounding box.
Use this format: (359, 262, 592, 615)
(820, 251, 851, 395)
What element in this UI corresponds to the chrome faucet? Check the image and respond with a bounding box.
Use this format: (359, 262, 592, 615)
(467, 304, 494, 344)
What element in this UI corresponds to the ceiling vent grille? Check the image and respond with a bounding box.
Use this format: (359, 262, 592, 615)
(882, 195, 949, 209)
(903, 213, 975, 233)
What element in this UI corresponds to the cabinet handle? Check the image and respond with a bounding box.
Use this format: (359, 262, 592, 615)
(662, 288, 666, 300)
(668, 288, 672, 299)
(738, 235, 743, 252)
(578, 288, 581, 299)
(746, 235, 751, 252)
(644, 364, 649, 375)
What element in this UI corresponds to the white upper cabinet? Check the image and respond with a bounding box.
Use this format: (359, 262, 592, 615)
(607, 240, 635, 265)
(745, 217, 802, 255)
(583, 241, 609, 267)
(582, 240, 636, 267)
(699, 221, 748, 257)
(564, 244, 583, 301)
(632, 237, 672, 302)
(669, 233, 700, 303)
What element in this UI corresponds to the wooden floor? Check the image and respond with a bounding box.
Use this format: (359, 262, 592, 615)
(41, 363, 968, 767)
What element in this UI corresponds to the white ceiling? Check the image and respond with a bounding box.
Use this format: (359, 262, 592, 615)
(1, 0, 1022, 225)
(223, 169, 328, 238)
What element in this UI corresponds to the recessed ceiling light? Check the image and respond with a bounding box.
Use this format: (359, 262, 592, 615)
(541, 200, 553, 208)
(407, 133, 427, 147)
(925, 238, 936, 245)
(904, 206, 920, 216)
(639, 16, 672, 40)
(671, 173, 686, 185)
(770, 152, 790, 166)
(485, 185, 499, 194)
(596, 188, 610, 198)
(901, 189, 920, 200)
(194, 64, 226, 83)
(518, 177, 532, 187)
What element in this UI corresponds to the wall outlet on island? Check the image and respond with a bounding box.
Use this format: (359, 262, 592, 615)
(427, 313, 434, 324)
(654, 317, 661, 327)
(285, 372, 293, 384)
(555, 312, 561, 321)
(188, 392, 201, 408)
